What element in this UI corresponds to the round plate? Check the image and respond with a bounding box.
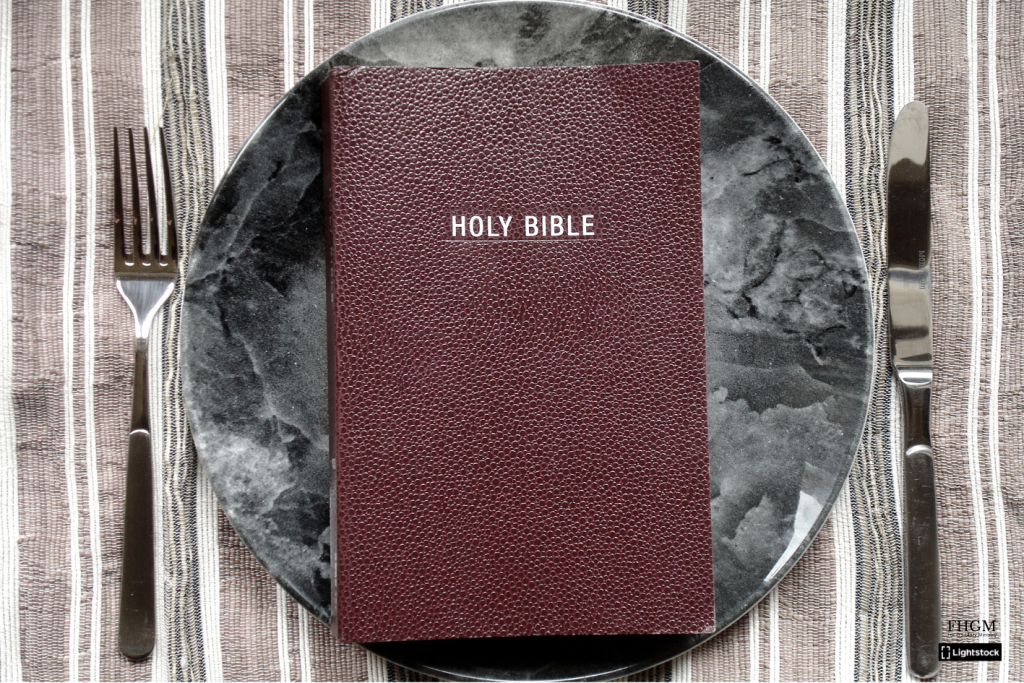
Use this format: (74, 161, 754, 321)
(182, 1, 873, 680)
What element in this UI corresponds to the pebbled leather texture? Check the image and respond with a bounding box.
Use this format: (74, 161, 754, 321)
(322, 62, 713, 643)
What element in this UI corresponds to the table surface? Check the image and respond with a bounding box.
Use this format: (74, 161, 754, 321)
(3, 0, 1023, 681)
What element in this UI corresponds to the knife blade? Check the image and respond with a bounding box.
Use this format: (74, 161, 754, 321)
(887, 100, 941, 679)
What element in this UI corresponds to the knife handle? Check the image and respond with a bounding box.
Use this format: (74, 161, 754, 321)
(899, 381, 941, 679)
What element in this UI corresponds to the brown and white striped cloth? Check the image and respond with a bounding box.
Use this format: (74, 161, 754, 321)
(2, 0, 1021, 680)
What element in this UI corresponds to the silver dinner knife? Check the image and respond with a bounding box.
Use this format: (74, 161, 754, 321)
(887, 100, 940, 679)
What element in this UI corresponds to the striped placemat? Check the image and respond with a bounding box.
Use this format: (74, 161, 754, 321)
(1, 0, 1020, 680)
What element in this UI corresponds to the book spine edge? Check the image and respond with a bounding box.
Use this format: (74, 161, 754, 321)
(321, 69, 342, 641)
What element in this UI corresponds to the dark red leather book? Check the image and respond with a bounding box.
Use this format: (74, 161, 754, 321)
(322, 62, 713, 643)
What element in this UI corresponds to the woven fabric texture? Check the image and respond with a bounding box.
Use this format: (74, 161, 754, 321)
(2, 0, 1022, 680)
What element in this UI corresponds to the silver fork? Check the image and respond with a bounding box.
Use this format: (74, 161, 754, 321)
(113, 127, 177, 661)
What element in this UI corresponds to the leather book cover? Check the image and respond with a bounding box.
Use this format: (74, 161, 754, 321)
(322, 62, 714, 643)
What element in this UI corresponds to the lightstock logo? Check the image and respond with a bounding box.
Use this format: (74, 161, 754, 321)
(940, 618, 1002, 662)
(939, 643, 1002, 662)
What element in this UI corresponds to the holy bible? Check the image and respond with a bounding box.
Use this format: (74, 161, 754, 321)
(322, 62, 714, 643)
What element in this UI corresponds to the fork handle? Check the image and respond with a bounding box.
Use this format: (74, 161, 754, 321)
(129, 337, 151, 433)
(119, 341, 156, 661)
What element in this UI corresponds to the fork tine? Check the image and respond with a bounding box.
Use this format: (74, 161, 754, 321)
(113, 128, 127, 269)
(143, 128, 159, 264)
(159, 128, 177, 267)
(128, 129, 143, 265)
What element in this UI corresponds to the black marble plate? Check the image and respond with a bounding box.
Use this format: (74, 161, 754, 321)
(182, 1, 874, 680)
